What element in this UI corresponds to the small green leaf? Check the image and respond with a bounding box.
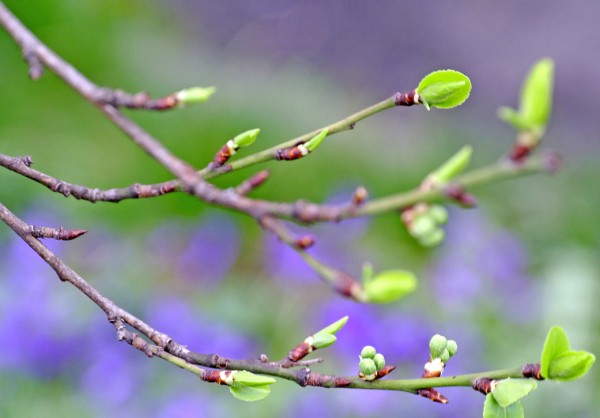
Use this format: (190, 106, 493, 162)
(363, 270, 417, 304)
(548, 351, 596, 382)
(541, 326, 571, 378)
(305, 128, 329, 152)
(492, 378, 537, 408)
(417, 70, 472, 109)
(429, 145, 473, 184)
(229, 384, 272, 402)
(520, 58, 554, 131)
(233, 128, 261, 148)
(232, 371, 276, 387)
(360, 346, 377, 359)
(176, 86, 216, 106)
(315, 316, 349, 336)
(497, 106, 530, 131)
(311, 333, 337, 349)
(483, 394, 525, 418)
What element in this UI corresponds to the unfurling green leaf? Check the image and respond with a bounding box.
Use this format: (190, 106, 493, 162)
(430, 145, 473, 184)
(417, 70, 472, 109)
(547, 351, 596, 382)
(360, 346, 377, 359)
(305, 128, 329, 152)
(176, 86, 216, 106)
(233, 128, 261, 148)
(492, 378, 537, 408)
(315, 316, 349, 336)
(541, 326, 571, 378)
(498, 58, 554, 136)
(363, 270, 417, 303)
(483, 394, 525, 418)
(229, 384, 272, 402)
(232, 371, 276, 387)
(311, 332, 337, 349)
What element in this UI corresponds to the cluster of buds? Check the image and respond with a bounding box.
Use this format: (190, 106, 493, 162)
(287, 316, 348, 362)
(212, 128, 260, 169)
(358, 346, 394, 381)
(401, 203, 448, 247)
(275, 129, 328, 161)
(423, 334, 458, 378)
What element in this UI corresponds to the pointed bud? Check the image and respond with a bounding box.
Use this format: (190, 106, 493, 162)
(305, 128, 329, 152)
(315, 316, 349, 336)
(176, 86, 216, 106)
(373, 353, 386, 371)
(360, 346, 377, 359)
(233, 128, 260, 148)
(429, 145, 473, 184)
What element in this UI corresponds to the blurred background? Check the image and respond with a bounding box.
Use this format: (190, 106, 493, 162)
(0, 0, 598, 417)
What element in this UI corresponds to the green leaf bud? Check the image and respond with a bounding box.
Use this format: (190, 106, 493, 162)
(417, 70, 472, 110)
(363, 269, 417, 304)
(428, 205, 449, 225)
(360, 345, 377, 359)
(547, 351, 596, 382)
(305, 128, 329, 152)
(232, 371, 277, 387)
(439, 348, 450, 364)
(429, 145, 473, 184)
(429, 334, 448, 359)
(446, 339, 458, 357)
(315, 316, 349, 336)
(418, 228, 445, 248)
(311, 333, 337, 350)
(233, 128, 260, 148)
(373, 353, 386, 371)
(176, 86, 216, 106)
(410, 214, 437, 238)
(359, 358, 377, 376)
(492, 378, 537, 408)
(497, 106, 530, 131)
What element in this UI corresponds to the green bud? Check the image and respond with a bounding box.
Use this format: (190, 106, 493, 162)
(311, 333, 337, 350)
(232, 371, 277, 387)
(428, 205, 449, 225)
(373, 353, 386, 371)
(519, 58, 554, 133)
(363, 270, 418, 304)
(429, 334, 448, 359)
(410, 214, 437, 238)
(176, 86, 216, 106)
(359, 358, 377, 376)
(439, 349, 450, 363)
(429, 145, 473, 184)
(233, 128, 260, 148)
(305, 128, 329, 152)
(417, 70, 472, 110)
(360, 346, 377, 359)
(315, 316, 349, 336)
(446, 339, 458, 357)
(418, 228, 445, 248)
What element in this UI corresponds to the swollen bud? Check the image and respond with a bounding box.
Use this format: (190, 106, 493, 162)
(359, 358, 377, 379)
(373, 353, 386, 371)
(446, 339, 458, 358)
(176, 86, 216, 106)
(360, 346, 377, 359)
(429, 334, 448, 359)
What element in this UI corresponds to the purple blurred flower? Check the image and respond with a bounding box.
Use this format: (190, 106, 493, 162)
(144, 297, 257, 358)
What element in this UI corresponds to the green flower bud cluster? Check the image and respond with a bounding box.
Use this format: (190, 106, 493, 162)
(358, 345, 386, 381)
(407, 204, 449, 247)
(429, 334, 458, 363)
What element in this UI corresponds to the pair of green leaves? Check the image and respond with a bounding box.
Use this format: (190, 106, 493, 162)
(541, 326, 595, 381)
(483, 378, 537, 418)
(227, 371, 276, 402)
(498, 58, 554, 137)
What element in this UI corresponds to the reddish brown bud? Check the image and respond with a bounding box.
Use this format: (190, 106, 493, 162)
(509, 144, 531, 162)
(394, 89, 420, 106)
(375, 365, 396, 379)
(288, 341, 312, 362)
(352, 186, 368, 205)
(212, 143, 234, 168)
(275, 145, 307, 161)
(472, 378, 494, 395)
(444, 185, 477, 207)
(295, 235, 315, 250)
(522, 363, 544, 380)
(418, 388, 448, 404)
